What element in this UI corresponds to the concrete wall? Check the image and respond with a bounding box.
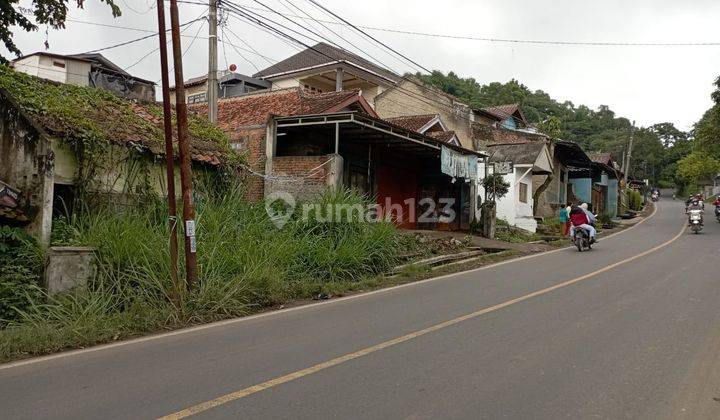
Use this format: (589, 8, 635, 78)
(569, 177, 592, 204)
(0, 96, 54, 243)
(607, 179, 619, 218)
(374, 79, 475, 149)
(45, 247, 96, 294)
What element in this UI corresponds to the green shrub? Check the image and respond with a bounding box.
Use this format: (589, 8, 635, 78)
(627, 189, 643, 211)
(0, 226, 44, 325)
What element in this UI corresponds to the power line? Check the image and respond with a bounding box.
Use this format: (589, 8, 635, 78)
(181, 0, 720, 47)
(84, 16, 205, 53)
(306, 0, 430, 74)
(219, 1, 482, 126)
(221, 27, 261, 72)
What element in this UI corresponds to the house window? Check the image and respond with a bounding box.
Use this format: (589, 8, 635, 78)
(518, 182, 528, 203)
(52, 61, 66, 68)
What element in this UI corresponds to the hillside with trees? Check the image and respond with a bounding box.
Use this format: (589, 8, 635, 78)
(417, 71, 697, 190)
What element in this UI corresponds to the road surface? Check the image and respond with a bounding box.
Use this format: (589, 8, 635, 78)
(2, 200, 720, 419)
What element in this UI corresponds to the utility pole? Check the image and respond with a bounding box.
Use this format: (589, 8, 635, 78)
(156, 0, 179, 293)
(208, 0, 219, 123)
(169, 0, 199, 289)
(624, 120, 636, 183)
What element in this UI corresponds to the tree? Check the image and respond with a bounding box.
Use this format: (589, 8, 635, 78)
(482, 173, 510, 201)
(1, 0, 120, 64)
(676, 152, 720, 184)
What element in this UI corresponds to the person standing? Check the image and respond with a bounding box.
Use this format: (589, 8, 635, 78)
(559, 203, 570, 236)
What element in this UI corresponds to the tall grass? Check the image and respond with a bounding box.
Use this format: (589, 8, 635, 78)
(0, 188, 399, 360)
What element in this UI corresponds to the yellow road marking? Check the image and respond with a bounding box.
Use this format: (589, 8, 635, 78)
(160, 220, 686, 419)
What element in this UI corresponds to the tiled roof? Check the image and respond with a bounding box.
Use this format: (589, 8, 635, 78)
(481, 104, 519, 119)
(487, 142, 546, 165)
(385, 114, 438, 132)
(0, 66, 230, 165)
(253, 42, 401, 83)
(427, 130, 457, 143)
(588, 152, 613, 165)
(472, 124, 547, 145)
(198, 88, 376, 130)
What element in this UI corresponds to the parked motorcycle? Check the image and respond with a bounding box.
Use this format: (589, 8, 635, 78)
(688, 209, 703, 234)
(573, 227, 593, 251)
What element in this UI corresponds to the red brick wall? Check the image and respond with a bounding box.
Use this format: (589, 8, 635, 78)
(266, 155, 333, 201)
(229, 127, 266, 201)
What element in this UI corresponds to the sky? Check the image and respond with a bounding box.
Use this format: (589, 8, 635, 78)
(5, 0, 720, 131)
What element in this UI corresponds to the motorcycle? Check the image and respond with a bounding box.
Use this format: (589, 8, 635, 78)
(688, 209, 703, 234)
(651, 193, 659, 202)
(715, 205, 720, 223)
(573, 227, 593, 251)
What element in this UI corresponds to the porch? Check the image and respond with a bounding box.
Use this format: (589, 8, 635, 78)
(265, 112, 485, 230)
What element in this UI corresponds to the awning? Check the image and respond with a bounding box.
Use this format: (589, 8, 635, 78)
(274, 112, 487, 159)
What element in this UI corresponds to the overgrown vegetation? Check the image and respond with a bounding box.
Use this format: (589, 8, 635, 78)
(627, 189, 644, 211)
(0, 226, 44, 326)
(0, 189, 399, 361)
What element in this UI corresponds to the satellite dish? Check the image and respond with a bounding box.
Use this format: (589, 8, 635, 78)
(229, 64, 237, 72)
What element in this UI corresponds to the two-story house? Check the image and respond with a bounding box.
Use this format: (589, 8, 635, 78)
(12, 52, 155, 102)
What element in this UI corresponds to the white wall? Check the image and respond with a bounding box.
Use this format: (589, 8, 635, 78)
(478, 162, 537, 233)
(13, 55, 90, 86)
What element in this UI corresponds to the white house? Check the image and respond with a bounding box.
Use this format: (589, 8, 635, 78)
(12, 52, 155, 101)
(478, 142, 553, 233)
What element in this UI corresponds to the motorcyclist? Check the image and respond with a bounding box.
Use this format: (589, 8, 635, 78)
(687, 199, 704, 226)
(569, 204, 597, 243)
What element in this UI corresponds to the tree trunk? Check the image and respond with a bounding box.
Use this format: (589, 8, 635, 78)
(533, 174, 554, 217)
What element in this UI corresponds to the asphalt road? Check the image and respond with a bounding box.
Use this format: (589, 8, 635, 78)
(2, 200, 720, 420)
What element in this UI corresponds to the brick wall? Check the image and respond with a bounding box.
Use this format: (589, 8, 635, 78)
(265, 155, 334, 201)
(228, 126, 266, 201)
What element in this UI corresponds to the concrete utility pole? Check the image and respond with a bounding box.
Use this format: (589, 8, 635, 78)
(156, 0, 179, 293)
(208, 0, 219, 123)
(624, 120, 636, 183)
(169, 0, 198, 289)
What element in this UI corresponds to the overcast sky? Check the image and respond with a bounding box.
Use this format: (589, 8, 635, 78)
(6, 0, 720, 130)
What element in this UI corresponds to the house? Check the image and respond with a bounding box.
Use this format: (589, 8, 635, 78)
(533, 140, 592, 218)
(568, 153, 623, 216)
(472, 113, 591, 219)
(476, 104, 530, 131)
(478, 142, 554, 232)
(253, 42, 401, 104)
(200, 87, 485, 230)
(385, 114, 461, 146)
(169, 71, 271, 104)
(587, 153, 622, 217)
(12, 52, 156, 101)
(250, 43, 484, 149)
(374, 78, 477, 149)
(0, 67, 232, 244)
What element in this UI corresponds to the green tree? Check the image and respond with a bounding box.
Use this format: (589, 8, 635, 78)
(676, 152, 720, 184)
(1, 0, 121, 63)
(483, 173, 510, 201)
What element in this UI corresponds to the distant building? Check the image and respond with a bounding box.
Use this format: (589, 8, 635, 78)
(169, 71, 271, 105)
(12, 52, 155, 102)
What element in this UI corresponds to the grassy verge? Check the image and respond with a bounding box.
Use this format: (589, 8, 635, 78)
(0, 189, 399, 362)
